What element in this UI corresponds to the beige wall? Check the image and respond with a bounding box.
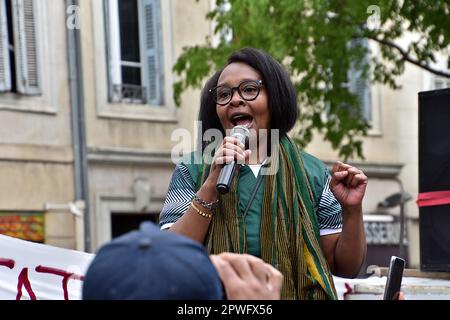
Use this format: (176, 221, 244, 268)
(0, 162, 74, 211)
(82, 0, 209, 152)
(0, 1, 76, 247)
(0, 0, 73, 161)
(79, 0, 212, 251)
(88, 161, 174, 249)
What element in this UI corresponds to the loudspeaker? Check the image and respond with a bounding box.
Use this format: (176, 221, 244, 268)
(418, 88, 450, 272)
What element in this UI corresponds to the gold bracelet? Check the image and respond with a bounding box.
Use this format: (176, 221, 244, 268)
(191, 201, 212, 219)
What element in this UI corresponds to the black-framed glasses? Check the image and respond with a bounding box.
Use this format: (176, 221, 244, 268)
(209, 80, 263, 106)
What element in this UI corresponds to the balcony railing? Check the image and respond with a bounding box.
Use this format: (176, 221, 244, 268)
(112, 84, 147, 104)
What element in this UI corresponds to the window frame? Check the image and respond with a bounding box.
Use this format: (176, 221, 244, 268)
(0, 0, 55, 114)
(0, 0, 42, 96)
(348, 39, 382, 136)
(103, 0, 168, 111)
(433, 77, 450, 90)
(0, 0, 12, 92)
(107, 0, 148, 104)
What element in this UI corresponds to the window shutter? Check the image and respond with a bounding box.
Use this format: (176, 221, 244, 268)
(349, 39, 371, 121)
(12, 0, 40, 95)
(142, 0, 164, 105)
(350, 68, 371, 121)
(0, 0, 11, 92)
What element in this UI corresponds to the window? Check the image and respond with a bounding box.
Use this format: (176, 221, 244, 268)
(111, 212, 158, 239)
(0, 0, 40, 95)
(434, 76, 450, 89)
(105, 0, 164, 106)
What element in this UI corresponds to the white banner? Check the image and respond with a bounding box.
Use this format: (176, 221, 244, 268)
(0, 234, 94, 300)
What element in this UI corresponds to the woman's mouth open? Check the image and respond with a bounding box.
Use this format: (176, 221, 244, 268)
(230, 114, 254, 128)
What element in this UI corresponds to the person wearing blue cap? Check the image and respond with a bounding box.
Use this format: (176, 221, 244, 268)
(82, 222, 282, 300)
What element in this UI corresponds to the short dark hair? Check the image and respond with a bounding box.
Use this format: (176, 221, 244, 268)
(198, 47, 298, 149)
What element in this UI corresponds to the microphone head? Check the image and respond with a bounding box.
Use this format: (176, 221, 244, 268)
(216, 125, 249, 195)
(230, 125, 250, 145)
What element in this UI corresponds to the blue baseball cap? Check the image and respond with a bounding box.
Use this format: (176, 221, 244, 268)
(82, 222, 224, 300)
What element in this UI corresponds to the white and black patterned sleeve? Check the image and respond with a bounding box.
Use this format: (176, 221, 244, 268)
(159, 163, 196, 230)
(318, 175, 343, 236)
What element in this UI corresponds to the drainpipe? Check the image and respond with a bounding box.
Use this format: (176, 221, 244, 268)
(66, 0, 91, 252)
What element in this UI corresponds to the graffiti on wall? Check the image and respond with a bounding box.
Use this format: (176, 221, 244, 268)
(0, 214, 45, 243)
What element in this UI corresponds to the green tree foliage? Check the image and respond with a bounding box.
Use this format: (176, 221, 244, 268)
(173, 0, 450, 160)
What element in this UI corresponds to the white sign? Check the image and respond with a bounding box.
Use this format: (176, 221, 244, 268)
(0, 234, 94, 300)
(364, 221, 401, 244)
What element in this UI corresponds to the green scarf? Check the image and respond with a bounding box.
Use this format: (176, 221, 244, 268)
(200, 136, 337, 300)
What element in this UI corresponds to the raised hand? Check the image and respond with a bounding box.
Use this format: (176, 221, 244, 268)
(329, 161, 368, 209)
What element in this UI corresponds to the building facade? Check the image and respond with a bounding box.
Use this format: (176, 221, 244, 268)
(1, 0, 448, 270)
(81, 0, 211, 251)
(0, 0, 211, 252)
(0, 0, 76, 249)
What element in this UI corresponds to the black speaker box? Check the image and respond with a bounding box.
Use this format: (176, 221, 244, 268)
(418, 88, 450, 272)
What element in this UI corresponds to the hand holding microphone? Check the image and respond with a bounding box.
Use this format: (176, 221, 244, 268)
(210, 126, 250, 194)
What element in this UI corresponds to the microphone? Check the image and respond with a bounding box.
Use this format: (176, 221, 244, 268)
(216, 125, 250, 194)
